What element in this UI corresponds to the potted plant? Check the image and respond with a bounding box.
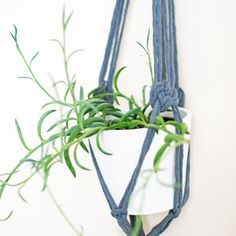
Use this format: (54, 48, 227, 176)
(0, 7, 190, 235)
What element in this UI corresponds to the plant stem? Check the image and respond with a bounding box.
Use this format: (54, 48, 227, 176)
(0, 171, 37, 187)
(46, 184, 83, 236)
(15, 44, 55, 101)
(0, 139, 55, 199)
(62, 24, 79, 119)
(146, 124, 189, 143)
(146, 44, 154, 84)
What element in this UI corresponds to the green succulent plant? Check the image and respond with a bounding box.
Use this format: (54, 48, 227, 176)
(0, 7, 189, 236)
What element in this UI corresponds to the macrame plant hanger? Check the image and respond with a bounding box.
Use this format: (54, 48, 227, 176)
(88, 0, 190, 235)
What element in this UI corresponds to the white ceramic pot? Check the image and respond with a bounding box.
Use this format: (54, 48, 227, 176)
(90, 108, 191, 215)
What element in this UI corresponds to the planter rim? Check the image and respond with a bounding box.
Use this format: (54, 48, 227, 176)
(102, 107, 191, 134)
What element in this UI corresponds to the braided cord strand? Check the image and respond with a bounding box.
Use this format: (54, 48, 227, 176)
(169, 0, 185, 106)
(98, 0, 130, 98)
(90, 0, 190, 235)
(148, 1, 190, 235)
(89, 141, 133, 235)
(106, 0, 130, 94)
(98, 0, 122, 85)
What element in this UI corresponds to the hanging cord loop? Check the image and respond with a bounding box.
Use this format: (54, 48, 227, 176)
(150, 80, 179, 113)
(111, 208, 127, 219)
(90, 0, 191, 235)
(98, 0, 130, 102)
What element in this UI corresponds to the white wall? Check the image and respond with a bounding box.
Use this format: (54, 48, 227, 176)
(0, 0, 236, 235)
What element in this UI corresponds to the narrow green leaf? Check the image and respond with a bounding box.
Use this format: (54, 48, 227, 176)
(47, 117, 77, 132)
(83, 117, 106, 127)
(78, 102, 99, 129)
(50, 39, 64, 51)
(87, 86, 104, 98)
(82, 128, 100, 138)
(67, 49, 83, 62)
(129, 100, 134, 110)
(15, 119, 31, 151)
(164, 134, 176, 145)
(80, 141, 89, 153)
(96, 130, 112, 155)
(68, 126, 81, 142)
(64, 10, 74, 29)
(137, 109, 147, 123)
(0, 171, 19, 177)
(0, 211, 13, 221)
(64, 81, 76, 102)
(128, 120, 144, 129)
(10, 24, 18, 42)
(165, 120, 183, 131)
(120, 108, 139, 122)
(37, 110, 56, 141)
(164, 134, 183, 145)
(41, 170, 49, 192)
(51, 80, 67, 87)
(48, 131, 67, 141)
(136, 41, 148, 54)
(84, 98, 106, 104)
(79, 86, 84, 101)
(142, 85, 148, 106)
(153, 143, 169, 173)
(29, 51, 39, 68)
(65, 109, 73, 129)
(105, 111, 123, 118)
(114, 93, 120, 105)
(92, 92, 116, 101)
(42, 100, 73, 109)
(146, 29, 150, 51)
(78, 107, 86, 130)
(10, 32, 15, 41)
(64, 125, 77, 136)
(73, 143, 91, 171)
(110, 119, 121, 124)
(23, 159, 38, 164)
(130, 95, 138, 107)
(18, 183, 28, 203)
(40, 155, 53, 191)
(108, 122, 129, 130)
(155, 116, 165, 125)
(64, 148, 76, 177)
(17, 76, 34, 81)
(113, 67, 126, 93)
(180, 123, 188, 134)
(89, 122, 107, 128)
(89, 103, 114, 117)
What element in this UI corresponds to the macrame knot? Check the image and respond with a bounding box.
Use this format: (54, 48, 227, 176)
(111, 208, 127, 219)
(150, 80, 179, 112)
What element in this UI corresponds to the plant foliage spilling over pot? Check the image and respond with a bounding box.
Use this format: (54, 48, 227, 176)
(0, 4, 190, 236)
